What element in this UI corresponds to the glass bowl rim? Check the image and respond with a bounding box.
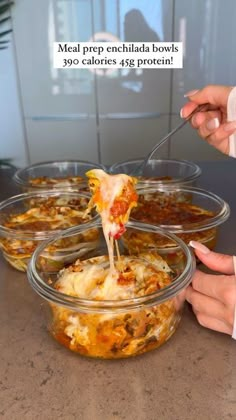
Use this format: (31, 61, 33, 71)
(27, 220, 196, 313)
(13, 159, 106, 187)
(109, 158, 202, 184)
(132, 186, 230, 233)
(0, 189, 97, 240)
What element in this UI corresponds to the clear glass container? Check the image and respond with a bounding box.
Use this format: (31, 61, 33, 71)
(127, 186, 230, 263)
(109, 158, 202, 188)
(13, 160, 106, 192)
(28, 221, 195, 359)
(0, 190, 99, 272)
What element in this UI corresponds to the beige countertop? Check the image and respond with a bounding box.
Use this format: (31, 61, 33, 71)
(0, 161, 236, 420)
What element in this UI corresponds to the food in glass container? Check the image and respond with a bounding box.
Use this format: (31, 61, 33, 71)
(132, 192, 215, 239)
(26, 194, 89, 210)
(50, 252, 181, 358)
(0, 191, 98, 272)
(13, 160, 106, 192)
(28, 175, 84, 187)
(126, 187, 230, 263)
(109, 158, 202, 188)
(28, 221, 195, 359)
(122, 228, 186, 269)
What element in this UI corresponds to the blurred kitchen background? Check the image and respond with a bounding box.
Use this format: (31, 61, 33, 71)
(1, 0, 236, 168)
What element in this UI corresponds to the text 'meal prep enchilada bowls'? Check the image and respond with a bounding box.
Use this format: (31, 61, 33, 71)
(13, 160, 106, 193)
(125, 186, 230, 266)
(0, 190, 99, 272)
(28, 221, 195, 359)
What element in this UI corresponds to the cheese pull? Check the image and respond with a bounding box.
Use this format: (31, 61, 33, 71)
(86, 169, 138, 239)
(86, 168, 138, 276)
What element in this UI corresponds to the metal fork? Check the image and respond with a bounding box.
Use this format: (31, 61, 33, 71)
(131, 103, 209, 176)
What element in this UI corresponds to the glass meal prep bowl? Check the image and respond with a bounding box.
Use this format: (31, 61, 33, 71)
(13, 160, 106, 192)
(126, 186, 230, 265)
(109, 158, 202, 188)
(0, 190, 99, 272)
(28, 221, 195, 359)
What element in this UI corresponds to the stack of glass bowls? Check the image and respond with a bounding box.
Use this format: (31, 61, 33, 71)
(4, 157, 228, 359)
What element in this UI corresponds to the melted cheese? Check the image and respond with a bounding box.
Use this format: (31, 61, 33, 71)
(56, 253, 172, 300)
(86, 169, 138, 278)
(4, 199, 91, 232)
(86, 169, 137, 233)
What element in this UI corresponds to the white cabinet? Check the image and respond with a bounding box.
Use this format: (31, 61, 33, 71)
(25, 119, 98, 163)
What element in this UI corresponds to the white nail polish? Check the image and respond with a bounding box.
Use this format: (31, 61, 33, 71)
(189, 240, 210, 254)
(184, 89, 199, 98)
(206, 118, 220, 131)
(180, 108, 184, 118)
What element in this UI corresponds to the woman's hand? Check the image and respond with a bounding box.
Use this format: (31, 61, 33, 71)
(186, 241, 236, 335)
(180, 85, 236, 155)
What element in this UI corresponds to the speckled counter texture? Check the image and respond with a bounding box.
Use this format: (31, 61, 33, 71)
(0, 162, 236, 420)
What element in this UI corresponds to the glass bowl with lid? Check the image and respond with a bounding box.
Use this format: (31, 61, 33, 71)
(0, 190, 99, 272)
(125, 185, 230, 265)
(13, 160, 106, 193)
(27, 221, 195, 359)
(109, 158, 202, 188)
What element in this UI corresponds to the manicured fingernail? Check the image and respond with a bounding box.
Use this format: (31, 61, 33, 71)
(189, 240, 210, 254)
(224, 121, 236, 132)
(180, 107, 184, 118)
(184, 89, 199, 98)
(206, 118, 220, 131)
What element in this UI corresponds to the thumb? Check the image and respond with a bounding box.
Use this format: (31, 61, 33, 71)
(185, 85, 233, 108)
(189, 241, 235, 274)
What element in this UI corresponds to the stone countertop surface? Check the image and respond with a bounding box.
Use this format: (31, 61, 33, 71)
(0, 161, 236, 420)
